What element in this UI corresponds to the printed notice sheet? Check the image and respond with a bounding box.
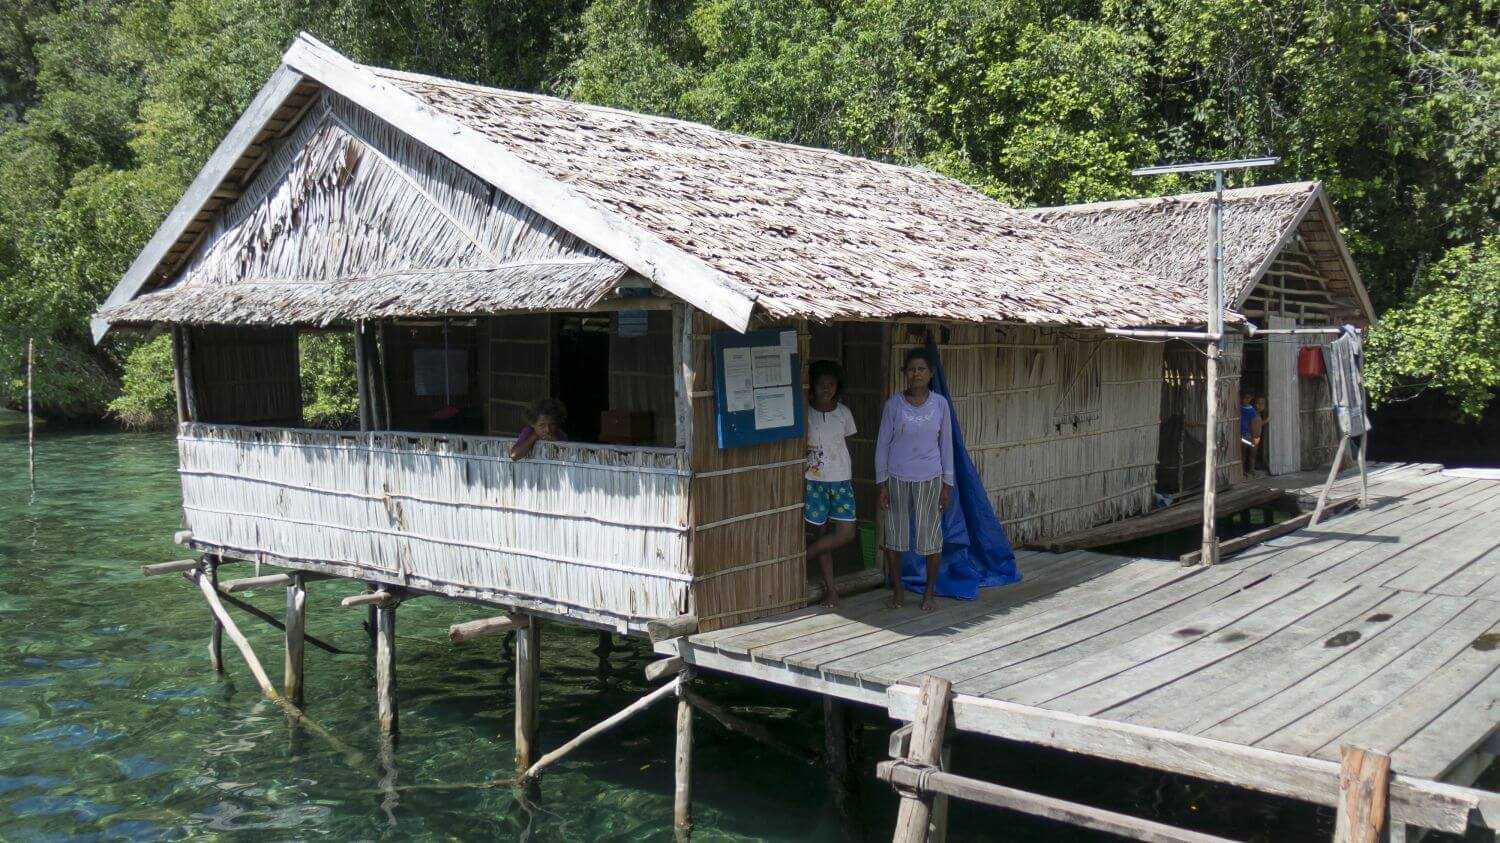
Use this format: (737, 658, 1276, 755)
(752, 345, 792, 388)
(753, 385, 795, 430)
(722, 347, 754, 412)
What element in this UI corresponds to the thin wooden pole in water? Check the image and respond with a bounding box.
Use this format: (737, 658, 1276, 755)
(674, 669, 694, 842)
(892, 676, 952, 843)
(208, 557, 224, 673)
(375, 601, 398, 738)
(514, 613, 541, 777)
(26, 337, 34, 485)
(284, 573, 306, 707)
(1334, 745, 1390, 843)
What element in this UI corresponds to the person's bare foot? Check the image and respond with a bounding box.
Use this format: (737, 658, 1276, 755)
(821, 591, 841, 609)
(921, 593, 937, 612)
(888, 591, 903, 609)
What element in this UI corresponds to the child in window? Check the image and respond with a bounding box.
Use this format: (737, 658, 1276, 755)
(510, 398, 568, 460)
(805, 361, 858, 607)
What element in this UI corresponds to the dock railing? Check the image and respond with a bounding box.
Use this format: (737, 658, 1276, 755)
(176, 422, 691, 628)
(882, 677, 1498, 842)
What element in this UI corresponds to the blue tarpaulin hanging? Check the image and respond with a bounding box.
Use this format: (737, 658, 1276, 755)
(899, 338, 1023, 599)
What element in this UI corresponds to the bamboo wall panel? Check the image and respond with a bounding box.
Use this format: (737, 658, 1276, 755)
(382, 321, 482, 430)
(484, 314, 553, 435)
(891, 324, 1169, 547)
(177, 422, 690, 624)
(688, 312, 808, 632)
(608, 310, 676, 445)
(1158, 337, 1245, 495)
(1298, 333, 1338, 470)
(189, 326, 301, 425)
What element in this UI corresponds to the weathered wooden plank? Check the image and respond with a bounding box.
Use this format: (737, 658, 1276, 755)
(885, 686, 1490, 834)
(702, 587, 891, 654)
(1250, 506, 1461, 580)
(980, 575, 1314, 705)
(765, 552, 1129, 667)
(1256, 598, 1500, 758)
(1305, 509, 1478, 583)
(1225, 501, 1427, 571)
(1424, 544, 1500, 598)
(1058, 583, 1396, 719)
(847, 566, 1242, 687)
(796, 557, 1186, 674)
(1203, 596, 1479, 747)
(1377, 526, 1500, 596)
(1387, 667, 1499, 780)
(1109, 590, 1430, 734)
(944, 571, 1258, 694)
(1328, 619, 1500, 773)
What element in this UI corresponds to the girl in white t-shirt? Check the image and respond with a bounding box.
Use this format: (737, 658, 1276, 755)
(805, 360, 858, 606)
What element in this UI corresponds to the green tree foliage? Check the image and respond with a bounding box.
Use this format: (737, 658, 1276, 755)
(299, 332, 359, 429)
(0, 0, 1494, 422)
(107, 333, 175, 429)
(1365, 237, 1500, 419)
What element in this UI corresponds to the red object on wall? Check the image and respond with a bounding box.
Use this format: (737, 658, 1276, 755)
(1298, 346, 1326, 378)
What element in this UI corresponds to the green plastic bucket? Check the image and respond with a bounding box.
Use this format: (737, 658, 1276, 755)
(858, 521, 878, 569)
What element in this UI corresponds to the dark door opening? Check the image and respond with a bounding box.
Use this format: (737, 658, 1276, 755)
(554, 315, 610, 444)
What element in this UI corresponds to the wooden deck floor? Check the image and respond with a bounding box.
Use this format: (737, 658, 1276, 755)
(665, 463, 1500, 786)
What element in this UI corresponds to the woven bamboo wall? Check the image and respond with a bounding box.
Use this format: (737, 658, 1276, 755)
(1298, 333, 1338, 469)
(188, 326, 301, 425)
(608, 310, 676, 445)
(889, 324, 1168, 547)
(687, 311, 808, 632)
(1158, 337, 1246, 495)
(481, 315, 554, 435)
(178, 422, 690, 627)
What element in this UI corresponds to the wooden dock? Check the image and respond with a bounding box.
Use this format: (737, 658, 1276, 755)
(662, 462, 1500, 833)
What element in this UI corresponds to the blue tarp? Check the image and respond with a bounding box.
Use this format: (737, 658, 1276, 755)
(899, 339, 1023, 599)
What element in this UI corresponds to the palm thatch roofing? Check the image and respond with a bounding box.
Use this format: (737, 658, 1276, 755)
(1025, 182, 1374, 323)
(96, 33, 1218, 339)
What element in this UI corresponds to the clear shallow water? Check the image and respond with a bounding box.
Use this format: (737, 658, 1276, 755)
(1, 414, 1480, 841)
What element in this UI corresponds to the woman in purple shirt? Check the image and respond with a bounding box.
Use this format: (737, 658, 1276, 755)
(876, 348, 954, 611)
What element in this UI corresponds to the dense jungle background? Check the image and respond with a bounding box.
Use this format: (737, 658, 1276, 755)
(0, 0, 1495, 438)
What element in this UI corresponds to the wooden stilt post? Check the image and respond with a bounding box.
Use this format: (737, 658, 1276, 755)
(824, 696, 855, 824)
(26, 337, 34, 486)
(375, 599, 398, 738)
(594, 630, 614, 658)
(1312, 435, 1350, 526)
(892, 675, 952, 843)
(1334, 745, 1390, 843)
(284, 573, 306, 707)
(1356, 432, 1370, 509)
(514, 613, 541, 777)
(674, 668, 694, 842)
(208, 557, 224, 673)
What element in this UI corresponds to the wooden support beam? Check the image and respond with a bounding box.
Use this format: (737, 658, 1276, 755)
(176, 571, 347, 655)
(284, 573, 306, 707)
(342, 589, 396, 608)
(648, 614, 698, 644)
(374, 603, 397, 738)
(877, 762, 1236, 843)
(515, 614, 542, 777)
(681, 685, 814, 764)
(448, 615, 519, 644)
(141, 559, 202, 576)
(519, 675, 682, 782)
(222, 572, 294, 593)
(893, 676, 952, 843)
(208, 559, 224, 673)
(1312, 436, 1352, 525)
(675, 673, 694, 842)
(1178, 498, 1356, 564)
(646, 656, 684, 682)
(1335, 746, 1391, 843)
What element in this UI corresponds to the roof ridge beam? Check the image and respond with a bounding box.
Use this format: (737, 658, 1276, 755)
(282, 32, 757, 331)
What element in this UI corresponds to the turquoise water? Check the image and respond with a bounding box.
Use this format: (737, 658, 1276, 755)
(1, 415, 1472, 841)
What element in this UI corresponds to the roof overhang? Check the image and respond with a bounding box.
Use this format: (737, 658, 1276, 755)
(1231, 183, 1375, 324)
(94, 33, 757, 342)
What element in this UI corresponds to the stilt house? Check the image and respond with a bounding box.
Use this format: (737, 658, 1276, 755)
(101, 34, 1233, 634)
(1028, 185, 1376, 491)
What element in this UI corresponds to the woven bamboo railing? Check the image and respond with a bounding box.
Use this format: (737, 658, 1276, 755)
(177, 422, 691, 624)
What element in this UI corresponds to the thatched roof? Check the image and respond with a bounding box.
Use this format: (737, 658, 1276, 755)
(96, 33, 1217, 338)
(1025, 183, 1374, 322)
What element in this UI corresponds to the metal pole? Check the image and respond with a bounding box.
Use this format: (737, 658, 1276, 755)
(1200, 171, 1224, 565)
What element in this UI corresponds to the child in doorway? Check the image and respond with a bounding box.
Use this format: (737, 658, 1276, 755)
(1240, 392, 1260, 474)
(1253, 395, 1270, 473)
(875, 348, 954, 612)
(805, 361, 858, 607)
(509, 398, 568, 460)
